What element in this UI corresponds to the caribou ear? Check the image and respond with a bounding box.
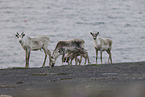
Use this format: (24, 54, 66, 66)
(15, 32, 19, 38)
(90, 32, 93, 35)
(23, 33, 25, 37)
(22, 34, 25, 38)
(21, 32, 25, 38)
(15, 34, 18, 38)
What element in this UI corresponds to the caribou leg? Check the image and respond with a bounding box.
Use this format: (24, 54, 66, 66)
(42, 48, 47, 67)
(25, 49, 30, 68)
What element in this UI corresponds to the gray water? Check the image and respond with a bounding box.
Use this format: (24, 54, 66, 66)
(0, 0, 145, 68)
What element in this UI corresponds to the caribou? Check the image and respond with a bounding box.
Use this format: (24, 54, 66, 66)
(63, 47, 91, 65)
(15, 32, 51, 68)
(90, 32, 113, 64)
(51, 39, 85, 67)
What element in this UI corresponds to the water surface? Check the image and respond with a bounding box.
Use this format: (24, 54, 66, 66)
(0, 0, 145, 68)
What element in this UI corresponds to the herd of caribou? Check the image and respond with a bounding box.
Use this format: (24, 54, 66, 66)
(15, 32, 112, 68)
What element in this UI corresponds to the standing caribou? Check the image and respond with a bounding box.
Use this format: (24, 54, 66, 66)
(90, 32, 112, 64)
(15, 32, 51, 68)
(51, 39, 90, 67)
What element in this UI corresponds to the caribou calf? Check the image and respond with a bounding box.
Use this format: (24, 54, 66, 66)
(63, 47, 91, 65)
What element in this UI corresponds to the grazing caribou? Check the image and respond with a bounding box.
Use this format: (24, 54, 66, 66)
(63, 47, 90, 65)
(15, 32, 51, 68)
(90, 32, 112, 64)
(51, 39, 85, 67)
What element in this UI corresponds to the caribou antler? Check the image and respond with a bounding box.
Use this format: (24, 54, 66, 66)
(21, 32, 24, 35)
(16, 32, 19, 35)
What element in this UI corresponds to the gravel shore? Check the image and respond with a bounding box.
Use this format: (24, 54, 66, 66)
(1, 62, 145, 97)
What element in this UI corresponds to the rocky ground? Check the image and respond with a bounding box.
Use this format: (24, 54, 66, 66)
(1, 62, 145, 97)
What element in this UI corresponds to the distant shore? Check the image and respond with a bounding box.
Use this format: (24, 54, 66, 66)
(1, 61, 145, 97)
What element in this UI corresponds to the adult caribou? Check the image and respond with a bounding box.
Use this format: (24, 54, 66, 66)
(90, 32, 113, 64)
(15, 32, 51, 68)
(51, 39, 86, 67)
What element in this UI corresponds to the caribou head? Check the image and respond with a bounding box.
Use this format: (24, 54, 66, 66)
(15, 32, 25, 43)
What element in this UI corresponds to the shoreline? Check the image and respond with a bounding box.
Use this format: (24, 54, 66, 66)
(1, 61, 145, 97)
(1, 61, 145, 70)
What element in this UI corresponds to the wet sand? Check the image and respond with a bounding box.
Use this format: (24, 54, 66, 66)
(1, 62, 145, 97)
